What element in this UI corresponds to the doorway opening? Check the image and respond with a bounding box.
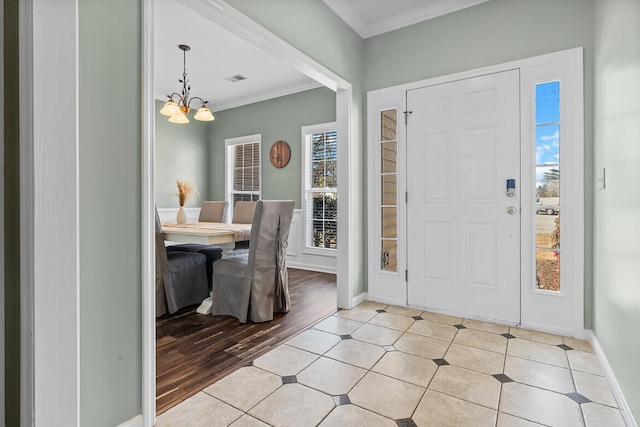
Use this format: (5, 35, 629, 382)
(143, 0, 355, 422)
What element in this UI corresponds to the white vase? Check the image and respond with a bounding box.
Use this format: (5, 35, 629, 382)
(176, 206, 187, 224)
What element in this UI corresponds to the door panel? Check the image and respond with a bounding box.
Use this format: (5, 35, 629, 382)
(407, 70, 521, 324)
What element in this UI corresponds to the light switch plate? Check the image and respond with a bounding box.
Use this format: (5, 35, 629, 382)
(597, 168, 606, 190)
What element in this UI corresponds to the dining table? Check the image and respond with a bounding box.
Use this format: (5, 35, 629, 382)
(161, 221, 252, 314)
(162, 221, 251, 257)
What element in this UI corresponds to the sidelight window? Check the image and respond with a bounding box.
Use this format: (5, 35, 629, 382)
(534, 81, 561, 292)
(380, 109, 398, 272)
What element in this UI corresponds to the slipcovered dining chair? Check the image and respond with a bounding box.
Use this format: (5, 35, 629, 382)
(155, 209, 209, 316)
(199, 200, 228, 222)
(231, 200, 257, 224)
(211, 200, 294, 323)
(166, 200, 229, 285)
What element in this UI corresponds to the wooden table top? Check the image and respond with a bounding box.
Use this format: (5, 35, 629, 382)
(162, 222, 251, 244)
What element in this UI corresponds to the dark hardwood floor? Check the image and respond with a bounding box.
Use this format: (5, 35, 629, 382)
(156, 268, 337, 415)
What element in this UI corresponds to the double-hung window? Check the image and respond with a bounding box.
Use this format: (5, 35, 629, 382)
(302, 123, 337, 251)
(225, 134, 261, 219)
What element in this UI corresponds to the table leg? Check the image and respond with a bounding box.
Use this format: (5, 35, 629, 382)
(197, 295, 213, 315)
(197, 241, 238, 315)
(219, 241, 236, 258)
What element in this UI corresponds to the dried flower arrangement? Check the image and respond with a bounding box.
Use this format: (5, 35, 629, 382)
(175, 180, 198, 207)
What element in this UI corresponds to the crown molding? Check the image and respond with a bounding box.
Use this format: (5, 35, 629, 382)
(154, 80, 322, 113)
(211, 80, 323, 112)
(324, 0, 492, 39)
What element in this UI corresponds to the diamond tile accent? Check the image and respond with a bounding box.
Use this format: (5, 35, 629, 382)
(454, 324, 467, 329)
(396, 418, 418, 427)
(282, 375, 298, 385)
(376, 309, 387, 313)
(412, 316, 424, 320)
(307, 325, 316, 330)
(492, 373, 513, 383)
(557, 344, 573, 351)
(333, 394, 351, 406)
(501, 333, 516, 339)
(384, 345, 397, 352)
(340, 334, 353, 340)
(433, 358, 449, 366)
(566, 392, 591, 404)
(245, 361, 254, 367)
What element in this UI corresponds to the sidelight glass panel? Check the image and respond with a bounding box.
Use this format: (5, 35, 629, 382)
(381, 240, 398, 271)
(535, 81, 561, 292)
(381, 110, 397, 141)
(536, 81, 560, 123)
(536, 249, 560, 291)
(382, 207, 397, 239)
(382, 141, 397, 173)
(380, 108, 398, 272)
(382, 174, 397, 205)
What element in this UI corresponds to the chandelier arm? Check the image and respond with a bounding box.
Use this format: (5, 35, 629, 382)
(166, 92, 186, 104)
(187, 96, 209, 109)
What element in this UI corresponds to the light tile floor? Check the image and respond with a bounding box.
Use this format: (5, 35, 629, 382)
(157, 301, 628, 427)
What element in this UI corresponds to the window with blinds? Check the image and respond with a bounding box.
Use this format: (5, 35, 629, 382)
(225, 135, 261, 218)
(302, 123, 337, 251)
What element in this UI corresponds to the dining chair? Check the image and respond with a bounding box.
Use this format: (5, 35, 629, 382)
(210, 200, 295, 323)
(231, 200, 258, 250)
(199, 200, 228, 222)
(155, 209, 209, 316)
(166, 200, 229, 285)
(231, 200, 257, 224)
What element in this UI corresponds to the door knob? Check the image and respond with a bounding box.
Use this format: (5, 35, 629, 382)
(506, 206, 517, 215)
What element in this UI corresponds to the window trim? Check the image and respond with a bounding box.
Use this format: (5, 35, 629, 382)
(302, 122, 338, 255)
(225, 134, 262, 221)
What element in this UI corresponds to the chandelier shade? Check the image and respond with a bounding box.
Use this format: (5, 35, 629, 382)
(161, 44, 215, 124)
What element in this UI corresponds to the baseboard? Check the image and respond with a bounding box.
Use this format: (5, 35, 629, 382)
(118, 414, 143, 427)
(287, 261, 337, 275)
(352, 292, 367, 308)
(366, 295, 408, 308)
(588, 330, 638, 427)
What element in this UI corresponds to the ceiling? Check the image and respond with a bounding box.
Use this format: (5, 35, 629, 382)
(154, 0, 320, 112)
(155, 0, 491, 113)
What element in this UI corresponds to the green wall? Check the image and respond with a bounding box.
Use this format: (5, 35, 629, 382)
(365, 0, 596, 328)
(155, 99, 209, 208)
(225, 0, 367, 296)
(207, 87, 336, 207)
(594, 0, 640, 420)
(79, 0, 142, 425)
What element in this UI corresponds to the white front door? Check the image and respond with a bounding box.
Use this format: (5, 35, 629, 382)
(406, 70, 521, 323)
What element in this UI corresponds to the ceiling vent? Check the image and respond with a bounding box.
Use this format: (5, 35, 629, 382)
(224, 74, 247, 83)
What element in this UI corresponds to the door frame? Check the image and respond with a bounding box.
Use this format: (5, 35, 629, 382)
(367, 48, 584, 337)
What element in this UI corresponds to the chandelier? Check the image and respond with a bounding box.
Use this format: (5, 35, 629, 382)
(160, 44, 215, 124)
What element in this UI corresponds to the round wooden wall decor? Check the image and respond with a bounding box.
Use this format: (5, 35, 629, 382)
(269, 140, 291, 169)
